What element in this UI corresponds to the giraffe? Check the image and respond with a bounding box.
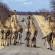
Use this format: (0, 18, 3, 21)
(10, 10, 23, 45)
(25, 16, 38, 47)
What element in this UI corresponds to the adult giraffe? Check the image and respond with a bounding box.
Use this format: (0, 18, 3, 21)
(25, 15, 38, 47)
(10, 10, 23, 45)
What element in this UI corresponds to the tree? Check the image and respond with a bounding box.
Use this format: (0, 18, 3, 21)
(51, 0, 55, 11)
(0, 2, 10, 24)
(49, 0, 55, 32)
(50, 0, 55, 18)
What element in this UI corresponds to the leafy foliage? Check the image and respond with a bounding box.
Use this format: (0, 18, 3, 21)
(0, 2, 10, 24)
